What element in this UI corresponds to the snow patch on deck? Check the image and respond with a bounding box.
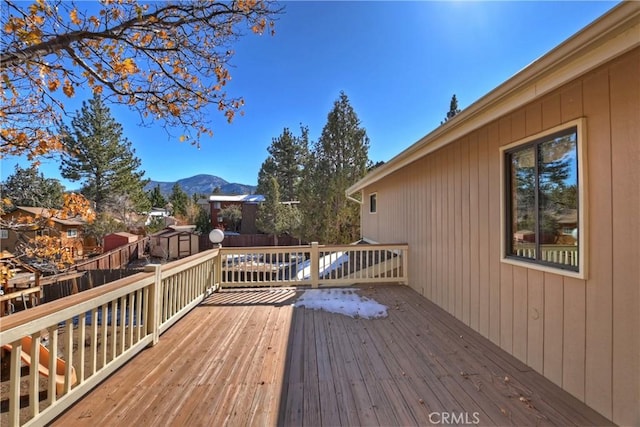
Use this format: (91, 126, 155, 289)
(294, 288, 388, 319)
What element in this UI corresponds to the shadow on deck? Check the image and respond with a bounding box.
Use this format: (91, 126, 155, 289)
(50, 286, 613, 426)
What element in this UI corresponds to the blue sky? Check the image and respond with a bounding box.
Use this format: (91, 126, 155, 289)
(1, 1, 619, 189)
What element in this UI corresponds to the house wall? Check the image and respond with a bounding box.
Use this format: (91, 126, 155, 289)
(360, 48, 639, 425)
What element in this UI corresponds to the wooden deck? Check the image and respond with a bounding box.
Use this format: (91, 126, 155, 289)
(51, 285, 613, 426)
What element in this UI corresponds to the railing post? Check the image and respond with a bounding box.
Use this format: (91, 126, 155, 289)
(310, 242, 320, 288)
(401, 246, 409, 285)
(145, 264, 162, 346)
(217, 247, 223, 290)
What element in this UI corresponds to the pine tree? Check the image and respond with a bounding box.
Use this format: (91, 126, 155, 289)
(2, 165, 65, 208)
(168, 183, 189, 217)
(256, 176, 286, 245)
(256, 126, 308, 202)
(441, 94, 461, 124)
(60, 93, 148, 213)
(301, 91, 370, 243)
(148, 185, 167, 208)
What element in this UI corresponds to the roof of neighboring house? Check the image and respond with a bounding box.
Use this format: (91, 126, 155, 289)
(347, 2, 639, 195)
(208, 194, 265, 203)
(9, 206, 87, 227)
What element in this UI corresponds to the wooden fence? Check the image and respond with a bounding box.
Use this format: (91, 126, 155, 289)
(74, 237, 149, 271)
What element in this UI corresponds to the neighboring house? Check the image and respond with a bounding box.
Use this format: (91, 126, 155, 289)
(208, 194, 265, 234)
(145, 207, 170, 226)
(150, 225, 199, 260)
(0, 206, 88, 258)
(347, 4, 638, 426)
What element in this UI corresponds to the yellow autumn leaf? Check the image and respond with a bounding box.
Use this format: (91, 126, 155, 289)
(70, 8, 81, 25)
(47, 78, 60, 92)
(62, 80, 75, 97)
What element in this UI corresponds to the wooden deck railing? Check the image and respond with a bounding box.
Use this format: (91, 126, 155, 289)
(0, 242, 407, 426)
(220, 242, 408, 288)
(0, 249, 221, 427)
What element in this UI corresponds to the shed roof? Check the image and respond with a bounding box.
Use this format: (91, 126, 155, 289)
(347, 2, 640, 195)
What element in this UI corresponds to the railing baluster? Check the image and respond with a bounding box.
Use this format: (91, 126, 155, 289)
(90, 307, 98, 376)
(29, 334, 39, 418)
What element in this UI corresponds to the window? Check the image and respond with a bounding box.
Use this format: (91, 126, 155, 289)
(213, 202, 221, 209)
(67, 229, 78, 238)
(0, 229, 7, 239)
(502, 119, 586, 277)
(369, 193, 377, 214)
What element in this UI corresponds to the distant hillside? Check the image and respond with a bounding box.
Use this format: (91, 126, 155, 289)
(145, 174, 256, 197)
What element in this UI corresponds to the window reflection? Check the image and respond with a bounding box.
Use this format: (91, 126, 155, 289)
(507, 129, 579, 270)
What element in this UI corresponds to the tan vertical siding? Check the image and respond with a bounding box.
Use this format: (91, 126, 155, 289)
(543, 273, 564, 385)
(583, 66, 613, 419)
(609, 50, 639, 426)
(468, 134, 481, 331)
(477, 128, 491, 338)
(461, 139, 471, 326)
(359, 48, 639, 425)
(563, 276, 587, 400)
(488, 121, 502, 346)
(526, 269, 544, 373)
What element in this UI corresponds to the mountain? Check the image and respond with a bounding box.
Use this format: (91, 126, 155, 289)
(145, 174, 256, 197)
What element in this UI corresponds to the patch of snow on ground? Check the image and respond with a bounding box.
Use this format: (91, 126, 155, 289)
(294, 288, 388, 319)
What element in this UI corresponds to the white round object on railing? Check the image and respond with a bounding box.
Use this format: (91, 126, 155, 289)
(209, 229, 224, 244)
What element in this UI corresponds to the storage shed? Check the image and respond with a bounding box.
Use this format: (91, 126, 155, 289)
(103, 232, 140, 252)
(150, 225, 199, 260)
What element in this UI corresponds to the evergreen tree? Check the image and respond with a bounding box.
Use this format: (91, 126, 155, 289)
(300, 92, 370, 243)
(60, 93, 148, 213)
(256, 176, 286, 245)
(256, 126, 308, 201)
(195, 206, 213, 235)
(148, 185, 167, 208)
(1, 165, 65, 208)
(441, 94, 461, 124)
(168, 183, 189, 217)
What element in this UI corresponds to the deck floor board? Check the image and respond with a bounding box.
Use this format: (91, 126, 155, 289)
(51, 286, 613, 426)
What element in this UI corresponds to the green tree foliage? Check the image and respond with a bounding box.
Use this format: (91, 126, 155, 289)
(195, 206, 212, 235)
(219, 204, 242, 232)
(1, 164, 64, 208)
(256, 126, 309, 201)
(441, 94, 461, 124)
(84, 212, 126, 247)
(147, 185, 167, 208)
(60, 93, 148, 213)
(168, 183, 189, 217)
(300, 92, 370, 244)
(256, 176, 287, 245)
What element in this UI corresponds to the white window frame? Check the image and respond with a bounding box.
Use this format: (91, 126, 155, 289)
(67, 228, 78, 238)
(0, 229, 8, 239)
(369, 193, 377, 214)
(499, 117, 588, 280)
